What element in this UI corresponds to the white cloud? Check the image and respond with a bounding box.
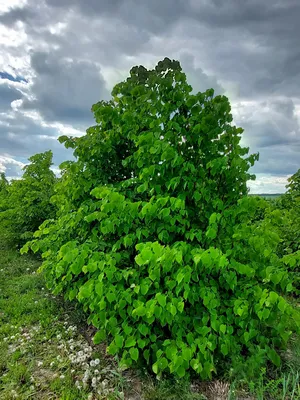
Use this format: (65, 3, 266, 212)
(0, 154, 25, 174)
(248, 174, 290, 194)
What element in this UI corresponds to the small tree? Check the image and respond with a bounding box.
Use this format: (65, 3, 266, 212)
(270, 170, 300, 281)
(286, 169, 300, 200)
(23, 59, 299, 379)
(0, 172, 8, 191)
(0, 151, 57, 243)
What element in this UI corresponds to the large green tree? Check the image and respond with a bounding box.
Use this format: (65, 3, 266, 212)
(24, 58, 299, 379)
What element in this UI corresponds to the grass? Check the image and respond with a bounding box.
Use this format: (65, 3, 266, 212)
(0, 240, 126, 399)
(1, 239, 300, 399)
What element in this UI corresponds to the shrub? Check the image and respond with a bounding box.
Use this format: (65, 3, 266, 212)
(0, 173, 9, 212)
(0, 151, 57, 244)
(23, 58, 300, 379)
(263, 170, 300, 292)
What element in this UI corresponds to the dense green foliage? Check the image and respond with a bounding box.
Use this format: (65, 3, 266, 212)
(20, 59, 300, 380)
(0, 151, 57, 243)
(263, 170, 300, 292)
(280, 170, 300, 255)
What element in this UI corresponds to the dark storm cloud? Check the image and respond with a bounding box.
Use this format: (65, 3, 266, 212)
(0, 5, 37, 26)
(21, 51, 109, 126)
(237, 98, 300, 176)
(179, 53, 225, 95)
(240, 99, 300, 149)
(44, 0, 187, 33)
(0, 112, 74, 177)
(0, 0, 299, 191)
(4, 0, 299, 99)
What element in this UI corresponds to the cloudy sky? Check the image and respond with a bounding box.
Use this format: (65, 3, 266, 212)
(0, 0, 299, 193)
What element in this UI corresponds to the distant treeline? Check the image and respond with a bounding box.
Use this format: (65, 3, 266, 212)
(250, 193, 283, 199)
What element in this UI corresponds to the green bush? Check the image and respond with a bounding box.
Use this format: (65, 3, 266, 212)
(264, 170, 300, 292)
(0, 151, 57, 244)
(0, 173, 9, 212)
(278, 169, 300, 256)
(22, 58, 300, 379)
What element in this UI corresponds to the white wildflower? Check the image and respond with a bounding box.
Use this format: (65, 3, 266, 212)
(90, 360, 95, 367)
(94, 358, 100, 365)
(102, 379, 108, 387)
(60, 375, 65, 379)
(37, 361, 43, 367)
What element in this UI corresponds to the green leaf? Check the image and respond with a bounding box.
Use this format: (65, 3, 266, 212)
(221, 344, 228, 356)
(129, 347, 139, 361)
(190, 358, 202, 373)
(160, 208, 170, 218)
(125, 336, 136, 348)
(278, 298, 287, 312)
(115, 335, 124, 348)
(286, 283, 293, 292)
(194, 191, 201, 201)
(152, 362, 159, 374)
(156, 293, 167, 307)
(158, 357, 168, 371)
(138, 324, 149, 336)
(268, 348, 281, 367)
(220, 324, 226, 334)
(176, 365, 186, 378)
(137, 338, 147, 348)
(206, 228, 217, 240)
(182, 347, 192, 361)
(166, 345, 177, 360)
(106, 292, 116, 303)
(93, 330, 106, 344)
